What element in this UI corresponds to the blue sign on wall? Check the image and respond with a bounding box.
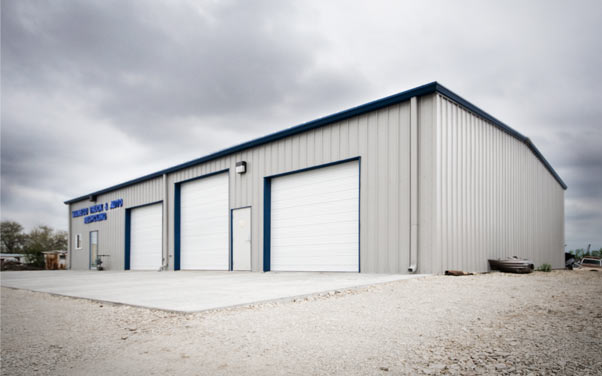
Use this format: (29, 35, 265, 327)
(84, 213, 107, 224)
(110, 199, 123, 209)
(73, 198, 124, 223)
(89, 204, 104, 213)
(72, 208, 89, 217)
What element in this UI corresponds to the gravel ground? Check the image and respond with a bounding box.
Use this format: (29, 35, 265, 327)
(1, 270, 601, 375)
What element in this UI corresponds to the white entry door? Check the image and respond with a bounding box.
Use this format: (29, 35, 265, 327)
(270, 161, 360, 272)
(180, 172, 229, 270)
(130, 203, 162, 270)
(232, 207, 251, 271)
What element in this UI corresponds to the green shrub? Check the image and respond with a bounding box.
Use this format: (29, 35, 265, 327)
(536, 264, 552, 272)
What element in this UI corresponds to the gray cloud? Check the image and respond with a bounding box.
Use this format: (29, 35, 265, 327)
(3, 1, 364, 137)
(2, 0, 601, 251)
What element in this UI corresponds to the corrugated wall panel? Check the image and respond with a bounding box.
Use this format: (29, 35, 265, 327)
(431, 94, 565, 273)
(68, 92, 564, 274)
(69, 97, 426, 273)
(167, 99, 418, 273)
(69, 177, 164, 270)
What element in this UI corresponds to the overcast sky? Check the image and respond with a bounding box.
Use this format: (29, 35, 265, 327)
(2, 0, 601, 251)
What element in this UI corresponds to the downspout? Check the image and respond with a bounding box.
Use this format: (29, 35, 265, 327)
(408, 96, 418, 273)
(162, 173, 169, 270)
(68, 204, 72, 269)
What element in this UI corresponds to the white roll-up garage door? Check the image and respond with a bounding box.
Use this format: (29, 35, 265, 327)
(180, 172, 229, 270)
(130, 203, 163, 270)
(271, 161, 359, 272)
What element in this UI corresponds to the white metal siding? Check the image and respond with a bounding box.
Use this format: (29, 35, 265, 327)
(270, 161, 359, 271)
(180, 173, 229, 270)
(69, 177, 164, 270)
(428, 95, 565, 273)
(68, 91, 564, 274)
(69, 99, 420, 273)
(130, 203, 162, 270)
(164, 100, 414, 273)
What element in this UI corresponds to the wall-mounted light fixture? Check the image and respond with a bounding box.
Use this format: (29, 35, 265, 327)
(236, 161, 247, 174)
(89, 195, 98, 202)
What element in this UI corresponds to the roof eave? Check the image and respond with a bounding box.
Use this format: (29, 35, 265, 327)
(65, 81, 566, 204)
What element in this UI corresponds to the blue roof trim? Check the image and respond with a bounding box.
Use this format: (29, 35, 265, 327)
(65, 81, 565, 204)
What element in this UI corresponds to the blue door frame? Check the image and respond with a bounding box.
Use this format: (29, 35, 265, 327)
(124, 200, 163, 271)
(262, 156, 361, 272)
(173, 169, 230, 271)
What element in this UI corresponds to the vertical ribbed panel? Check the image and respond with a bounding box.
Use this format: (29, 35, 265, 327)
(67, 92, 564, 274)
(69, 177, 164, 270)
(431, 95, 565, 272)
(168, 101, 414, 273)
(69, 98, 426, 272)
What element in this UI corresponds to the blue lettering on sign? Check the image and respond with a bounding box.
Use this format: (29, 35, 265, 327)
(72, 208, 89, 218)
(84, 213, 107, 224)
(76, 198, 123, 224)
(110, 198, 123, 209)
(89, 204, 104, 213)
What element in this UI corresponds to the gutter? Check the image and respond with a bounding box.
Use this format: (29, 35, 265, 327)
(162, 173, 168, 270)
(67, 204, 72, 269)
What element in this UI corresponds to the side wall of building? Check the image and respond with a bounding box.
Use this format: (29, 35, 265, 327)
(422, 94, 565, 273)
(69, 96, 436, 273)
(69, 177, 164, 270)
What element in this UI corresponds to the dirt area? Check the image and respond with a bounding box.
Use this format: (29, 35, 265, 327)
(1, 270, 601, 375)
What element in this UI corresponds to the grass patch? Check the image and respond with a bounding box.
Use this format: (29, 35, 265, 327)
(536, 264, 552, 272)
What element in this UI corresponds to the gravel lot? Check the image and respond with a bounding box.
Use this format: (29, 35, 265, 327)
(2, 270, 601, 375)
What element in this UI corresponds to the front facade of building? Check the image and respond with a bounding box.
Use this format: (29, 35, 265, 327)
(66, 82, 566, 274)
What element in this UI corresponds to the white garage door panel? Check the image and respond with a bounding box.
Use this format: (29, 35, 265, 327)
(272, 222, 357, 242)
(180, 173, 229, 270)
(272, 179, 358, 200)
(130, 203, 162, 270)
(271, 161, 359, 272)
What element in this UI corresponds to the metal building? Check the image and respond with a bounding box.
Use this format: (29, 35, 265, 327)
(65, 82, 566, 274)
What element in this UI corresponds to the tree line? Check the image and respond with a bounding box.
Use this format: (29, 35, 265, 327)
(568, 247, 602, 260)
(0, 220, 67, 267)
